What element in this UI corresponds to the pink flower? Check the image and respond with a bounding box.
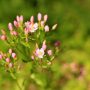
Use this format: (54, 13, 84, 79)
(12, 53, 16, 59)
(35, 48, 44, 58)
(44, 15, 48, 22)
(25, 22, 38, 33)
(32, 23, 38, 32)
(16, 15, 23, 23)
(6, 58, 10, 63)
(8, 23, 13, 31)
(0, 54, 3, 60)
(38, 13, 42, 21)
(47, 50, 52, 56)
(45, 25, 49, 32)
(0, 35, 7, 40)
(42, 40, 47, 50)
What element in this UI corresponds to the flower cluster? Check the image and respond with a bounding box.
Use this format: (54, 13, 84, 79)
(0, 49, 17, 71)
(0, 13, 58, 66)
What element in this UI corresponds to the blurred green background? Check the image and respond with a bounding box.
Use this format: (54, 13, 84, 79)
(0, 0, 90, 90)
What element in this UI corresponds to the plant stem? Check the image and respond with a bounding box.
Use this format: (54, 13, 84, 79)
(10, 72, 23, 90)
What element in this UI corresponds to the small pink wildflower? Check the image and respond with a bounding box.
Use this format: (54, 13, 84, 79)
(25, 22, 38, 33)
(35, 48, 44, 58)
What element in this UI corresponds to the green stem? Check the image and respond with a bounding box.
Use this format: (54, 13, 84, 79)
(10, 72, 23, 90)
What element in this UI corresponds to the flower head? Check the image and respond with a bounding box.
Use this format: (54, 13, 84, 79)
(35, 48, 44, 58)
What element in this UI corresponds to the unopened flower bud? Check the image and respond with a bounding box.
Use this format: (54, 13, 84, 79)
(14, 20, 18, 27)
(6, 58, 10, 63)
(0, 54, 3, 60)
(45, 25, 49, 32)
(54, 41, 60, 47)
(9, 49, 13, 54)
(38, 13, 42, 21)
(20, 15, 23, 23)
(47, 50, 52, 56)
(11, 31, 18, 36)
(12, 53, 16, 59)
(42, 40, 47, 50)
(31, 55, 34, 60)
(52, 24, 57, 30)
(44, 15, 48, 22)
(30, 16, 34, 23)
(0, 35, 7, 40)
(9, 63, 13, 68)
(16, 16, 20, 22)
(8, 23, 13, 31)
(41, 21, 44, 27)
